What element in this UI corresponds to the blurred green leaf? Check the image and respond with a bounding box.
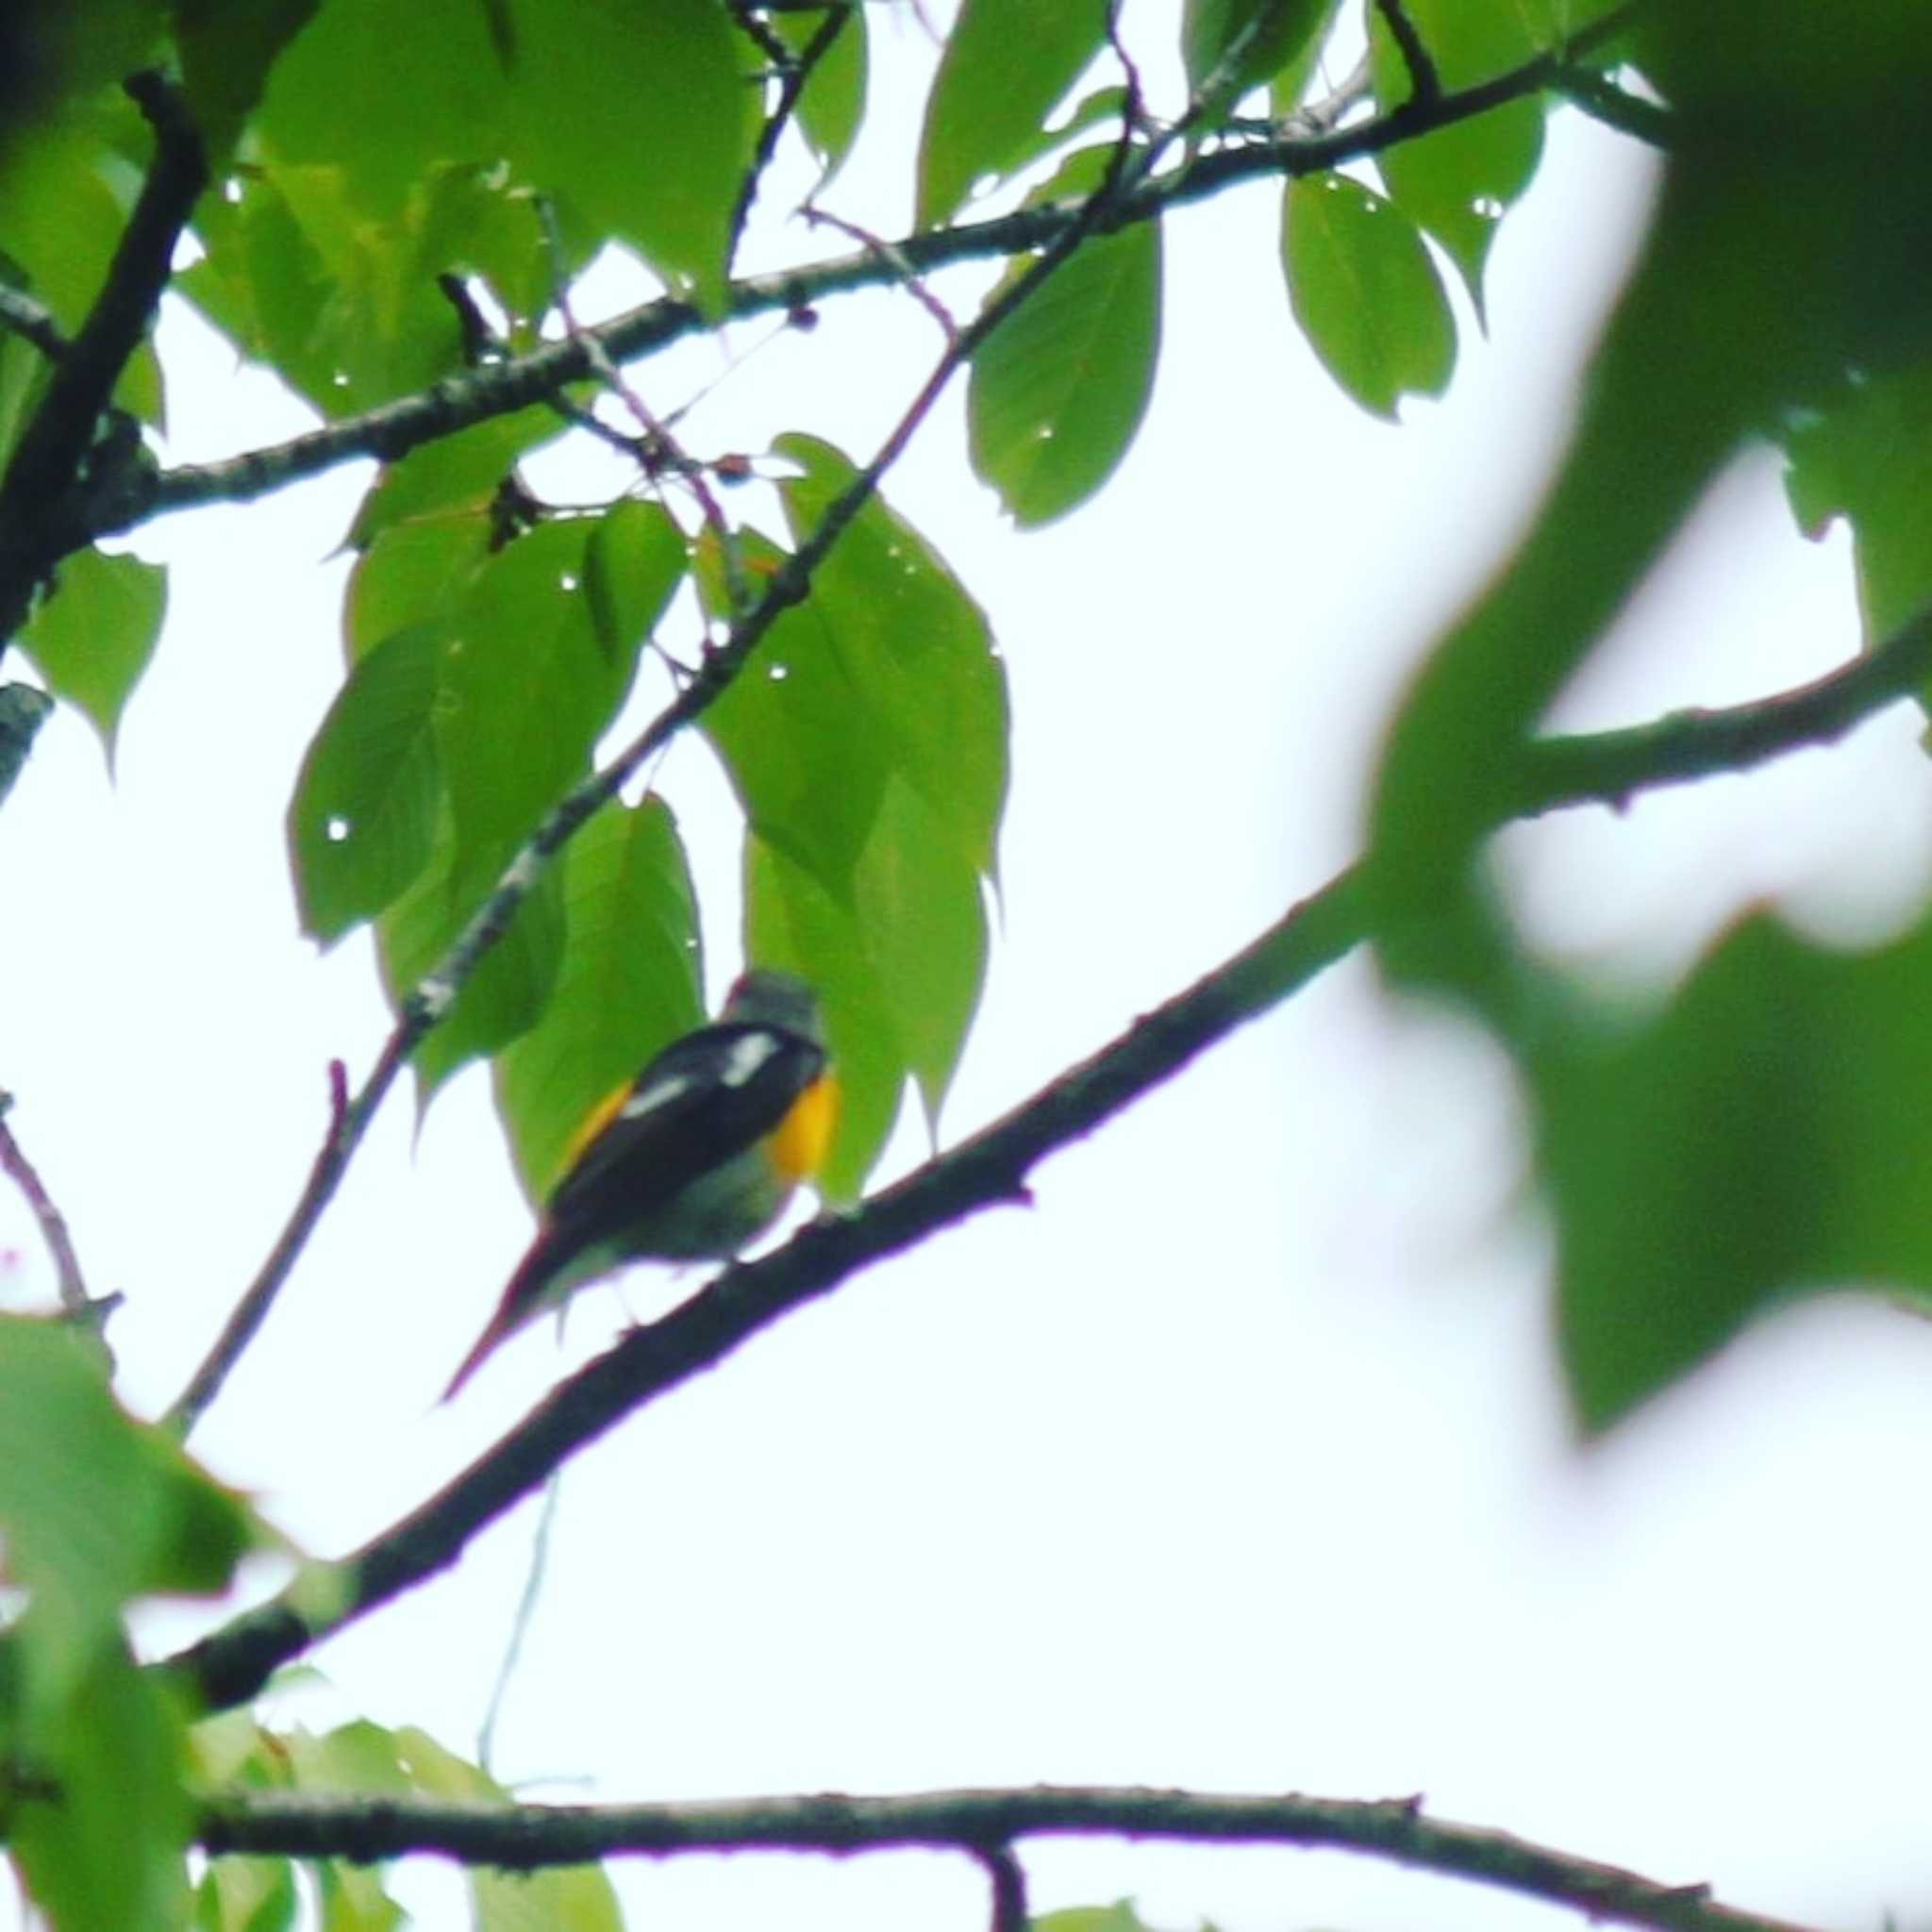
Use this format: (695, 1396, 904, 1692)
(967, 216, 1161, 527)
(17, 547, 165, 761)
(1030, 1905, 1154, 1932)
(0, 117, 128, 330)
(583, 497, 687, 661)
(1369, 2, 1932, 991)
(506, 0, 757, 308)
(1782, 359, 1932, 643)
(287, 621, 444, 941)
(917, 0, 1108, 226)
(1267, 0, 1344, 114)
(1181, 0, 1329, 109)
(193, 1852, 299, 1932)
(776, 4, 869, 188)
(0, 1320, 257, 1690)
(8, 1636, 192, 1932)
(257, 0, 509, 219)
(1536, 913, 1932, 1433)
(172, 0, 322, 160)
(394, 1727, 625, 1932)
(494, 796, 704, 1207)
(1282, 172, 1455, 420)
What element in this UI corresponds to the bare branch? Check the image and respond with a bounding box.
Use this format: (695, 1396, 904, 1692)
(1371, 0, 1440, 105)
(194, 1783, 1821, 1932)
(727, 1, 856, 271)
(96, 13, 1634, 551)
(0, 71, 205, 632)
(0, 285, 68, 363)
(168, 600, 1932, 1706)
(978, 1844, 1028, 1932)
(0, 1090, 91, 1317)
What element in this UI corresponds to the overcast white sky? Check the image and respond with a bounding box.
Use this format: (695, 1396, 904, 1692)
(7, 8, 1932, 1930)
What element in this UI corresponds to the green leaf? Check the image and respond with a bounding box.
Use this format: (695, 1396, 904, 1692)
(172, 0, 323, 160)
(494, 796, 704, 1207)
(0, 118, 128, 331)
(193, 1853, 299, 1932)
(393, 1728, 625, 1932)
(1268, 0, 1345, 113)
(1782, 358, 1932, 643)
(1281, 172, 1455, 420)
(377, 803, 567, 1104)
(855, 777, 987, 1128)
(346, 407, 557, 552)
(1535, 913, 1932, 1434)
(745, 835, 904, 1201)
(184, 160, 467, 418)
(1369, 0, 1546, 308)
(583, 497, 687, 660)
(775, 4, 868, 187)
(8, 1637, 192, 1932)
(17, 546, 165, 761)
(257, 0, 510, 219)
(287, 621, 445, 941)
(506, 0, 757, 308)
(966, 216, 1162, 527)
(774, 433, 1008, 876)
(916, 0, 1109, 226)
(698, 528, 893, 896)
(1182, 0, 1330, 108)
(0, 1319, 257, 1689)
(1002, 88, 1130, 191)
(437, 520, 635, 901)
(345, 514, 495, 664)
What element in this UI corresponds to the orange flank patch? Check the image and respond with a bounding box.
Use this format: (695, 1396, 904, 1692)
(769, 1074, 840, 1186)
(549, 1077, 633, 1194)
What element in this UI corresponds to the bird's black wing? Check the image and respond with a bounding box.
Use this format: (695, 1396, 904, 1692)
(543, 1019, 825, 1238)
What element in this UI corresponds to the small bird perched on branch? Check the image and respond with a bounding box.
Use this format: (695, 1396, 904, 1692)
(443, 968, 838, 1400)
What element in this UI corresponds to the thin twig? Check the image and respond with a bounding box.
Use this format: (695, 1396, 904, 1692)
(168, 602, 1932, 1707)
(107, 13, 1634, 550)
(1372, 0, 1440, 105)
(194, 1784, 1822, 1932)
(0, 1091, 91, 1317)
(1552, 65, 1677, 148)
(978, 1844, 1028, 1932)
(727, 1, 855, 271)
(799, 206, 958, 341)
(165, 121, 1165, 1440)
(0, 286, 68, 363)
(537, 198, 750, 608)
(475, 1471, 562, 1777)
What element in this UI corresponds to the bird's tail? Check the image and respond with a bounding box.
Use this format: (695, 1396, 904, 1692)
(441, 1231, 557, 1403)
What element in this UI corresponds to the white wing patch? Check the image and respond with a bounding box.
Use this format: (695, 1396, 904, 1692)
(622, 1072, 691, 1120)
(719, 1031, 780, 1088)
